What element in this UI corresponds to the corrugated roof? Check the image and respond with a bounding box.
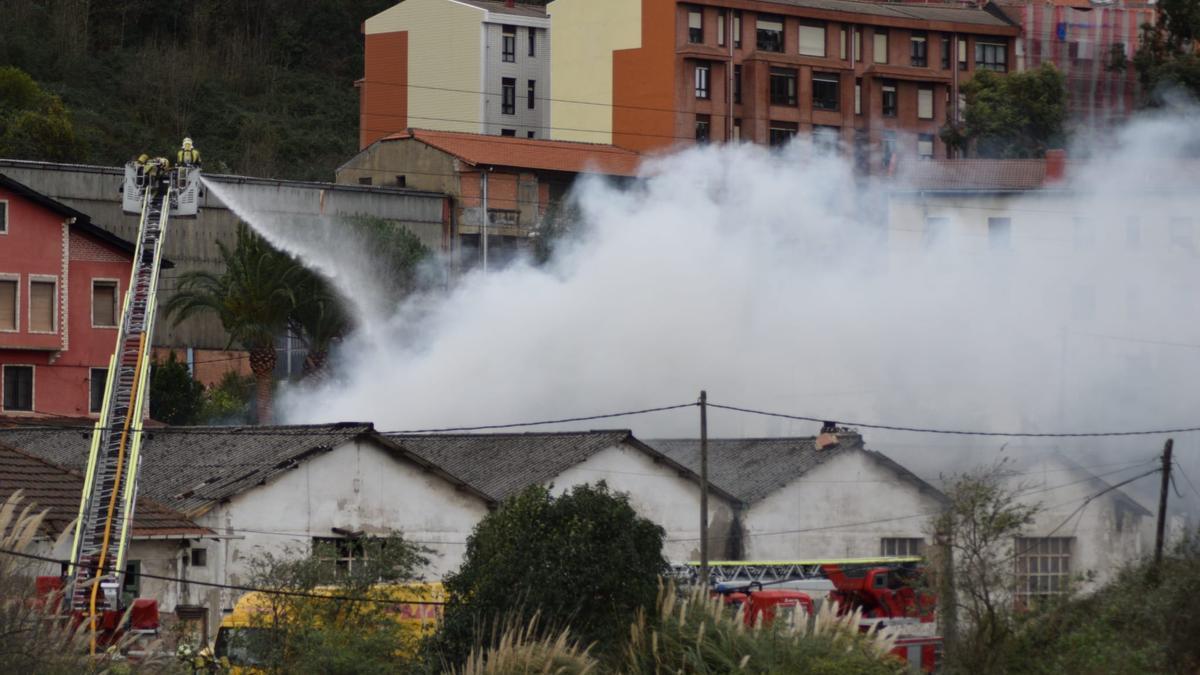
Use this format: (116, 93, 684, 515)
(381, 129, 643, 177)
(0, 424, 374, 516)
(649, 434, 948, 505)
(454, 0, 548, 18)
(0, 443, 211, 539)
(389, 430, 737, 503)
(762, 0, 1016, 28)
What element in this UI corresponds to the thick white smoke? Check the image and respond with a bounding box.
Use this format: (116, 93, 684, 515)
(216, 108, 1200, 501)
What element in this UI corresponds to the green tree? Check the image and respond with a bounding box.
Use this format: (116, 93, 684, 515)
(346, 215, 432, 298)
(288, 268, 353, 379)
(149, 351, 204, 425)
(0, 66, 83, 162)
(931, 463, 1040, 675)
(433, 483, 668, 669)
(1134, 0, 1200, 103)
(165, 225, 306, 423)
(239, 533, 432, 674)
(941, 64, 1067, 159)
(197, 370, 256, 424)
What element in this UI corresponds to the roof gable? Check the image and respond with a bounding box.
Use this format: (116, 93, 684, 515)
(380, 129, 643, 177)
(0, 172, 147, 261)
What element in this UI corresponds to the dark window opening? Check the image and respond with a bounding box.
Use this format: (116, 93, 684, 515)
(941, 36, 951, 69)
(528, 29, 536, 57)
(881, 80, 897, 117)
(733, 11, 742, 48)
(769, 121, 797, 147)
(0, 202, 7, 234)
(501, 77, 516, 115)
(89, 368, 106, 414)
(527, 79, 536, 109)
(688, 9, 703, 43)
(695, 115, 711, 143)
(734, 65, 742, 104)
(357, 176, 372, 186)
(527, 131, 535, 138)
(190, 548, 208, 567)
(812, 72, 839, 111)
(396, 175, 407, 188)
(502, 25, 516, 62)
(770, 67, 797, 106)
(976, 41, 1007, 72)
(757, 16, 784, 52)
(500, 128, 516, 137)
(911, 32, 928, 67)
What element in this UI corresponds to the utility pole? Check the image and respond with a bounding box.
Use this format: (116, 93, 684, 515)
(1154, 438, 1174, 568)
(699, 390, 709, 587)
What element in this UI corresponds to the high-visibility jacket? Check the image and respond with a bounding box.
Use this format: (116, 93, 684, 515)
(178, 148, 201, 166)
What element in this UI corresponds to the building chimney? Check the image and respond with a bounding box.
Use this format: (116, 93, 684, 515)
(1044, 149, 1066, 185)
(816, 421, 841, 451)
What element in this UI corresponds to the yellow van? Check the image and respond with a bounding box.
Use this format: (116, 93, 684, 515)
(212, 582, 444, 671)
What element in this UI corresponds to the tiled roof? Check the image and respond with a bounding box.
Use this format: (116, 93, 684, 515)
(648, 434, 948, 506)
(0, 443, 211, 539)
(0, 423, 375, 516)
(390, 430, 736, 503)
(896, 159, 1053, 191)
(381, 129, 643, 177)
(454, 0, 548, 18)
(764, 0, 1017, 29)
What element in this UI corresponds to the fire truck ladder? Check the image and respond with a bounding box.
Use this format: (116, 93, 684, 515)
(67, 181, 172, 621)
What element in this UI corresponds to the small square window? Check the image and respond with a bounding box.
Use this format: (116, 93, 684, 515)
(526, 131, 535, 139)
(190, 548, 208, 567)
(500, 128, 516, 137)
(3, 365, 33, 412)
(358, 176, 372, 186)
(813, 72, 839, 111)
(396, 175, 407, 188)
(799, 24, 825, 57)
(89, 368, 107, 414)
(770, 67, 797, 106)
(757, 16, 784, 52)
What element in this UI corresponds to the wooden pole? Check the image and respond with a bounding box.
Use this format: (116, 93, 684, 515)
(699, 390, 709, 586)
(1154, 438, 1174, 568)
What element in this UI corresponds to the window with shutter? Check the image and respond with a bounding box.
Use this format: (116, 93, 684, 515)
(93, 280, 117, 327)
(798, 24, 825, 57)
(873, 30, 888, 64)
(918, 86, 934, 119)
(0, 279, 15, 331)
(29, 279, 55, 333)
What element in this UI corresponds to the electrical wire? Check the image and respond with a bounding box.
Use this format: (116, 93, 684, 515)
(0, 547, 446, 606)
(1175, 461, 1200, 500)
(707, 401, 1200, 437)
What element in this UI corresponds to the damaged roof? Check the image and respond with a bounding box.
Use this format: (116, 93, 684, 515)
(648, 433, 947, 506)
(0, 442, 211, 539)
(390, 430, 737, 503)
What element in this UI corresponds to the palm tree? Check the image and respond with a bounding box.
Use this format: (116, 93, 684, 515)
(289, 268, 353, 379)
(164, 225, 305, 424)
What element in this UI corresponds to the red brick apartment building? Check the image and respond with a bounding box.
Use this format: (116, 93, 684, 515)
(0, 174, 141, 418)
(550, 0, 1019, 167)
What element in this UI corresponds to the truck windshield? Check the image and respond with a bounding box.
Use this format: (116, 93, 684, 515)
(214, 627, 275, 666)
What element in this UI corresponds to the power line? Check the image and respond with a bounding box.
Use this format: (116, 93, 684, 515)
(707, 401, 1200, 438)
(0, 547, 446, 606)
(1175, 460, 1200, 500)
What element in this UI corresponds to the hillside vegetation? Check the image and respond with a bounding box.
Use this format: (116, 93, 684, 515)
(0, 0, 394, 181)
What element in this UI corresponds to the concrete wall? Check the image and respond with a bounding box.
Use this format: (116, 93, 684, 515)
(0, 160, 447, 350)
(549, 443, 739, 562)
(743, 450, 944, 560)
(549, 0, 643, 144)
(366, 0, 484, 134)
(482, 21, 551, 138)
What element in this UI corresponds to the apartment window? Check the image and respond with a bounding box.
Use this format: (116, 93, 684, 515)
(882, 131, 897, 169)
(500, 128, 516, 137)
(89, 368, 107, 414)
(881, 538, 925, 557)
(528, 28, 536, 57)
(840, 27, 847, 59)
(768, 121, 797, 147)
(3, 365, 33, 412)
(924, 216, 948, 247)
(501, 77, 516, 115)
(734, 65, 742, 104)
(873, 30, 888, 64)
(732, 118, 742, 141)
(29, 279, 56, 333)
(988, 216, 1012, 249)
(918, 85, 934, 119)
(854, 79, 862, 115)
(853, 28, 862, 61)
(527, 79, 536, 109)
(1124, 216, 1142, 248)
(0, 278, 15, 331)
(976, 40, 1008, 72)
(812, 72, 839, 111)
(918, 133, 935, 159)
(813, 126, 840, 155)
(958, 38, 968, 70)
(769, 67, 797, 106)
(688, 8, 703, 43)
(941, 36, 951, 69)
(0, 201, 7, 234)
(1015, 537, 1073, 602)
(526, 131, 535, 139)
(718, 9, 726, 46)
(501, 25, 516, 62)
(1170, 217, 1195, 251)
(733, 11, 742, 48)
(911, 32, 928, 67)
(92, 280, 117, 327)
(757, 16, 784, 52)
(695, 62, 710, 99)
(881, 80, 897, 117)
(695, 115, 711, 143)
(799, 23, 826, 57)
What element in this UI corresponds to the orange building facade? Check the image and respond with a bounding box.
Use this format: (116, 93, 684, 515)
(552, 0, 1019, 168)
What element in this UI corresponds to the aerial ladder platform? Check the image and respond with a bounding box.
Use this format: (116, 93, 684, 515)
(57, 161, 199, 650)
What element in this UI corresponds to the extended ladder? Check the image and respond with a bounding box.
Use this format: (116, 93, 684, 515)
(68, 173, 177, 617)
